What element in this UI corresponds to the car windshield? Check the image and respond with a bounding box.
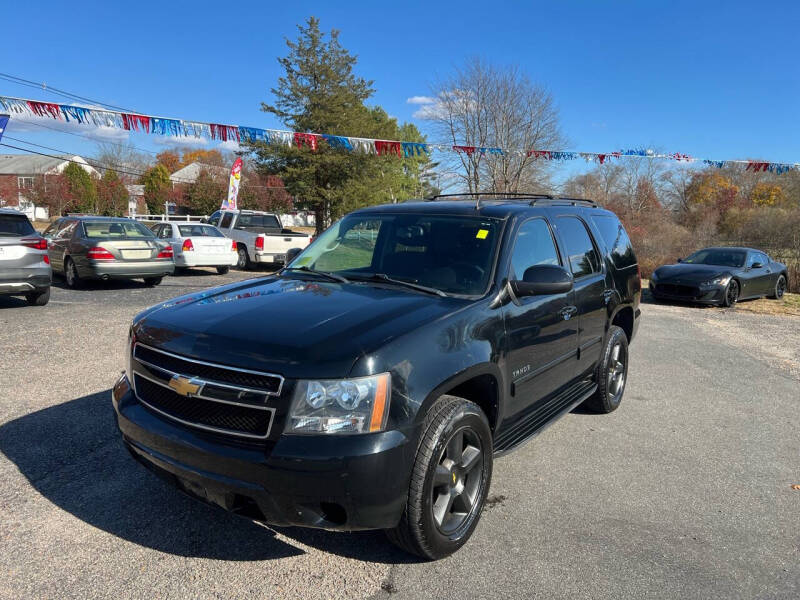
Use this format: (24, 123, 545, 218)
(84, 220, 154, 239)
(0, 213, 35, 236)
(684, 249, 746, 268)
(286, 213, 502, 296)
(178, 225, 224, 237)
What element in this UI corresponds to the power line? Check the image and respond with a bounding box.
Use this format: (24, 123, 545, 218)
(16, 118, 161, 155)
(0, 72, 135, 112)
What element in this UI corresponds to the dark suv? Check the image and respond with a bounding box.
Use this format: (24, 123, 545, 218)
(113, 195, 641, 559)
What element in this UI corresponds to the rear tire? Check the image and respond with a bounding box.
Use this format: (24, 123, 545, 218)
(216, 266, 230, 275)
(584, 325, 628, 414)
(236, 246, 251, 270)
(769, 275, 787, 299)
(386, 395, 492, 560)
(25, 287, 50, 306)
(143, 277, 162, 287)
(64, 258, 81, 289)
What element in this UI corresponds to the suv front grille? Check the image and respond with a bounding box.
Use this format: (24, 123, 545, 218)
(134, 344, 283, 395)
(131, 343, 282, 440)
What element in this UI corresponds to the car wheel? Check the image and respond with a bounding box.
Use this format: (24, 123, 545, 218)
(722, 278, 739, 307)
(386, 395, 492, 560)
(143, 277, 162, 287)
(64, 258, 81, 289)
(216, 266, 230, 275)
(25, 287, 50, 306)
(770, 275, 787, 299)
(237, 247, 251, 270)
(584, 325, 628, 413)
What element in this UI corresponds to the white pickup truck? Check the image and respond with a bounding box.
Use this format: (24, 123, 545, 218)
(207, 210, 312, 269)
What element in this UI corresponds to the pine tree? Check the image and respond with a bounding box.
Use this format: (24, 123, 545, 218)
(248, 16, 432, 233)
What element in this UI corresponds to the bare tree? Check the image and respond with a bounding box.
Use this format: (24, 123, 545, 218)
(424, 58, 564, 194)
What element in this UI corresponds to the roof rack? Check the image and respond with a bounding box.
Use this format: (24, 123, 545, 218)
(421, 192, 597, 209)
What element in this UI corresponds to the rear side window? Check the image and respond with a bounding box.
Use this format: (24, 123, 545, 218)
(509, 218, 560, 279)
(591, 214, 637, 269)
(220, 213, 234, 228)
(208, 211, 222, 226)
(556, 217, 601, 278)
(236, 213, 281, 229)
(0, 213, 35, 236)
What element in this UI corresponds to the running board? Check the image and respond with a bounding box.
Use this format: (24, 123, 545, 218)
(493, 380, 597, 455)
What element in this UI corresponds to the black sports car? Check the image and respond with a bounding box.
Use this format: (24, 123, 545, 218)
(650, 247, 789, 307)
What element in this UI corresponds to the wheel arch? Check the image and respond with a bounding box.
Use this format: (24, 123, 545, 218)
(610, 304, 634, 342)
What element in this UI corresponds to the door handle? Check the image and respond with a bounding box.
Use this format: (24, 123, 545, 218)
(559, 305, 578, 320)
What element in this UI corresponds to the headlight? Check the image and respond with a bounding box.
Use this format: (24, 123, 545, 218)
(704, 275, 731, 286)
(287, 373, 391, 434)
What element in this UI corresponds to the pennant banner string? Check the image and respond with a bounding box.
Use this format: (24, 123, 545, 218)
(0, 94, 797, 173)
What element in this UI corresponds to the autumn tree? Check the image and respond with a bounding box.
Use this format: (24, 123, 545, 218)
(141, 164, 171, 214)
(97, 169, 130, 216)
(750, 182, 785, 206)
(23, 174, 73, 217)
(156, 150, 181, 173)
(181, 149, 225, 167)
(186, 169, 227, 215)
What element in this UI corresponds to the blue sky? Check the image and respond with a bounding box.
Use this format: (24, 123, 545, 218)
(1, 0, 798, 173)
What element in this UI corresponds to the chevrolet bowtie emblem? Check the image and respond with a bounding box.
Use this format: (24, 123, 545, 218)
(168, 375, 202, 397)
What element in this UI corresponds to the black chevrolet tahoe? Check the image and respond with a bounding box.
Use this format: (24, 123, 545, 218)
(113, 194, 641, 559)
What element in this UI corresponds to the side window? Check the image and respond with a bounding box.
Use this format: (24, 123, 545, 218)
(208, 211, 221, 226)
(159, 225, 172, 239)
(43, 220, 62, 238)
(749, 252, 769, 267)
(557, 217, 601, 278)
(56, 220, 78, 240)
(590, 214, 637, 269)
(509, 218, 560, 279)
(220, 213, 234, 229)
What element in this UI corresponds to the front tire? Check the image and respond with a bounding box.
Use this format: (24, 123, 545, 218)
(722, 278, 739, 307)
(26, 287, 50, 306)
(584, 325, 629, 413)
(769, 275, 787, 299)
(64, 257, 81, 289)
(386, 395, 492, 560)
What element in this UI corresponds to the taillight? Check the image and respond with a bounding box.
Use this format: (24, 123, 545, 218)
(182, 239, 194, 252)
(21, 237, 47, 250)
(231, 240, 237, 251)
(309, 236, 315, 244)
(157, 246, 174, 259)
(87, 246, 115, 260)
(255, 236, 264, 251)
(43, 254, 50, 265)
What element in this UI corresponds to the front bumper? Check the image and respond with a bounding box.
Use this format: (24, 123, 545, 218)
(88, 260, 174, 280)
(0, 268, 51, 295)
(650, 281, 726, 304)
(112, 375, 414, 531)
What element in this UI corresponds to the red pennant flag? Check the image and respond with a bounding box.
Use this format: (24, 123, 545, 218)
(294, 132, 320, 151)
(27, 101, 62, 120)
(375, 140, 402, 157)
(121, 113, 150, 132)
(453, 145, 477, 157)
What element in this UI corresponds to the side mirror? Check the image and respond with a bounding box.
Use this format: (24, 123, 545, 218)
(750, 261, 763, 269)
(510, 265, 574, 298)
(677, 257, 683, 263)
(286, 247, 303, 264)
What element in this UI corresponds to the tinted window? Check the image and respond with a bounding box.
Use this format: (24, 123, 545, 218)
(685, 249, 746, 268)
(0, 213, 35, 236)
(55, 220, 78, 239)
(236, 213, 281, 230)
(178, 225, 224, 237)
(208, 211, 222, 226)
(159, 225, 173, 239)
(591, 214, 637, 269)
(557, 217, 601, 278)
(509, 218, 560, 279)
(220, 213, 234, 228)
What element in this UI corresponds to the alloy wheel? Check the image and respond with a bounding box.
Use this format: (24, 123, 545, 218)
(66, 260, 76, 287)
(237, 248, 247, 268)
(726, 280, 739, 305)
(608, 342, 627, 401)
(777, 277, 786, 298)
(431, 426, 484, 536)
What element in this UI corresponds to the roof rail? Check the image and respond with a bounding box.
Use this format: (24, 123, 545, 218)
(421, 192, 597, 209)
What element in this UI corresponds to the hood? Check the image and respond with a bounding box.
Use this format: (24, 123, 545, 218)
(133, 275, 461, 379)
(653, 263, 731, 283)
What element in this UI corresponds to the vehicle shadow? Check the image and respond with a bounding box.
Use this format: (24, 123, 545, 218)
(0, 295, 28, 309)
(0, 390, 416, 564)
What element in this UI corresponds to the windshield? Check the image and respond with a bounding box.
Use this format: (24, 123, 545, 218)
(684, 248, 746, 268)
(0, 214, 35, 236)
(287, 213, 502, 295)
(178, 225, 224, 237)
(84, 220, 155, 239)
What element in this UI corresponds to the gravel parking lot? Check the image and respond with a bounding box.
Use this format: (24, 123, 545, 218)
(1, 270, 798, 600)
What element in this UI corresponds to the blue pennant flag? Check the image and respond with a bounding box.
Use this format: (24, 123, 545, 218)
(402, 142, 429, 157)
(0, 114, 8, 144)
(323, 134, 353, 151)
(239, 126, 270, 143)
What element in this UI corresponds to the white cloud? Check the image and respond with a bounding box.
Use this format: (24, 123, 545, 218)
(5, 114, 130, 142)
(218, 140, 241, 152)
(151, 135, 209, 148)
(406, 95, 437, 105)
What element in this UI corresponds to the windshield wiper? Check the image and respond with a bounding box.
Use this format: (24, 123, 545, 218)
(283, 265, 349, 283)
(350, 273, 447, 297)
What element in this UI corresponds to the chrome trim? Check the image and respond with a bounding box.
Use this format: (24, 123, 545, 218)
(132, 372, 274, 440)
(133, 342, 284, 396)
(134, 369, 273, 411)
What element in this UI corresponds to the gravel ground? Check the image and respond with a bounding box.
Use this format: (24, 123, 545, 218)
(0, 272, 798, 600)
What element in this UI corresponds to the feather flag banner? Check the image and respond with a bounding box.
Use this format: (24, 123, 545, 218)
(0, 94, 797, 174)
